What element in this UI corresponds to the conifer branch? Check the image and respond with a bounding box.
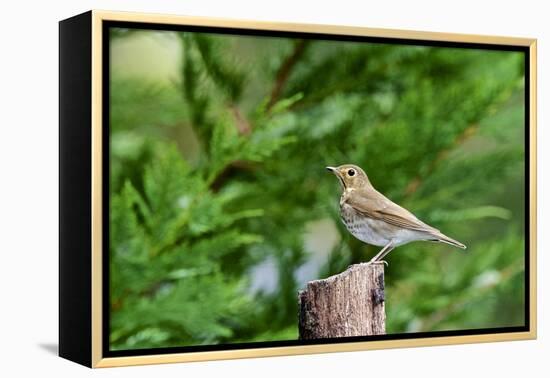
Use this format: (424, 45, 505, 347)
(417, 261, 523, 332)
(267, 39, 309, 111)
(404, 124, 479, 197)
(229, 104, 252, 136)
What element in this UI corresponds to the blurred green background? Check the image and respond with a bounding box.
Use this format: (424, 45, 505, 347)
(108, 28, 526, 351)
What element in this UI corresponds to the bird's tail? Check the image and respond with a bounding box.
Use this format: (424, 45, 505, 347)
(431, 232, 467, 250)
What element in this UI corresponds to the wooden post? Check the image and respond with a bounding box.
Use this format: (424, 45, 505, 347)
(298, 263, 385, 339)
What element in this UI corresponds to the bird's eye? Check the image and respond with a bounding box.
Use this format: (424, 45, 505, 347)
(347, 169, 355, 177)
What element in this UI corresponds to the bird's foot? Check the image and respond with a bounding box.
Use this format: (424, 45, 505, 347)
(369, 259, 388, 267)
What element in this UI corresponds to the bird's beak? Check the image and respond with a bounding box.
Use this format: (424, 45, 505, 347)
(326, 166, 345, 188)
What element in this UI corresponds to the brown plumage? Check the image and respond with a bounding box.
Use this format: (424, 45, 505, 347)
(327, 164, 466, 263)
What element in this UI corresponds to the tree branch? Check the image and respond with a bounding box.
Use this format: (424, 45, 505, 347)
(267, 40, 309, 111)
(229, 104, 252, 135)
(404, 123, 479, 196)
(417, 261, 524, 332)
(209, 160, 257, 192)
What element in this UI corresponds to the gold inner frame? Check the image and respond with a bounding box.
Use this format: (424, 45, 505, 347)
(90, 9, 537, 368)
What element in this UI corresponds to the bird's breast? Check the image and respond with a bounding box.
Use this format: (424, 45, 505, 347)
(339, 203, 390, 247)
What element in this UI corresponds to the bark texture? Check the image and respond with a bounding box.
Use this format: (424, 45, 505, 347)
(298, 263, 385, 339)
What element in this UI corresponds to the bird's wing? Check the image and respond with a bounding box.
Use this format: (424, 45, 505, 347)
(346, 188, 439, 233)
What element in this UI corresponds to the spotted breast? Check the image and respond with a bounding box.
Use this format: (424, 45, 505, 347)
(340, 202, 391, 247)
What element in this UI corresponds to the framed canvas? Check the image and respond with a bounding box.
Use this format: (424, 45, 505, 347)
(59, 10, 537, 368)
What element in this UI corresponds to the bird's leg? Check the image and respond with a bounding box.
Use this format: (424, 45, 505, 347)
(370, 241, 394, 265)
(376, 245, 395, 263)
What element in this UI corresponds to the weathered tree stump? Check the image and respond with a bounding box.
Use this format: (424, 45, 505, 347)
(298, 262, 385, 339)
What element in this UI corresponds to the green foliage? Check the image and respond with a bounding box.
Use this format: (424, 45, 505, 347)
(110, 29, 526, 349)
(110, 146, 265, 349)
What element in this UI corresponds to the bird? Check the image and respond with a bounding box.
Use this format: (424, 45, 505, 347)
(326, 164, 466, 264)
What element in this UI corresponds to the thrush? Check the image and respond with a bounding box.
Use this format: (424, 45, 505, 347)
(326, 164, 466, 263)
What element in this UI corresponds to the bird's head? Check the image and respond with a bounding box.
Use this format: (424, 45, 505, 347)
(326, 164, 371, 190)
